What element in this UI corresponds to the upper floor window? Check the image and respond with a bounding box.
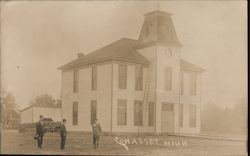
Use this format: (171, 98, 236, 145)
(164, 67, 172, 91)
(118, 64, 127, 89)
(190, 74, 197, 95)
(73, 70, 79, 93)
(135, 66, 143, 91)
(92, 66, 97, 90)
(180, 71, 184, 95)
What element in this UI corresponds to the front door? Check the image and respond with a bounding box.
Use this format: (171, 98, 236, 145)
(161, 103, 174, 133)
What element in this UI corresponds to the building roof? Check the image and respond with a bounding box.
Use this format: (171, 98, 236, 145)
(59, 38, 150, 70)
(20, 105, 61, 112)
(180, 59, 206, 72)
(59, 10, 205, 73)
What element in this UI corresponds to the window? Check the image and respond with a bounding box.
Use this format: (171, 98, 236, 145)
(189, 104, 196, 127)
(73, 70, 79, 93)
(180, 71, 184, 95)
(118, 64, 127, 89)
(179, 103, 183, 127)
(92, 66, 97, 90)
(135, 66, 143, 91)
(148, 102, 154, 126)
(91, 100, 97, 125)
(134, 100, 143, 126)
(72, 102, 78, 125)
(164, 67, 172, 91)
(117, 99, 127, 125)
(190, 74, 197, 95)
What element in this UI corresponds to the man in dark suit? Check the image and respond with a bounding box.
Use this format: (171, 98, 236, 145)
(36, 115, 45, 149)
(60, 119, 67, 150)
(92, 118, 102, 150)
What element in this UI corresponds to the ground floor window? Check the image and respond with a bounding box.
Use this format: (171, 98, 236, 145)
(179, 103, 184, 127)
(72, 102, 78, 125)
(134, 100, 143, 126)
(189, 104, 196, 127)
(148, 102, 154, 126)
(91, 100, 97, 125)
(117, 99, 127, 125)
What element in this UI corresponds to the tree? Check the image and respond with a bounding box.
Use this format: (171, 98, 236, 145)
(29, 93, 61, 107)
(1, 90, 20, 129)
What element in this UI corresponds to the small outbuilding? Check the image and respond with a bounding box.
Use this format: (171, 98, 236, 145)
(20, 105, 62, 124)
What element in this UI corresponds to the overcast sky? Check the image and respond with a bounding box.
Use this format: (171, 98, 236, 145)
(1, 1, 247, 110)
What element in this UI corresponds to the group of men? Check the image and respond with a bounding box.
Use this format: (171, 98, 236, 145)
(35, 115, 102, 150)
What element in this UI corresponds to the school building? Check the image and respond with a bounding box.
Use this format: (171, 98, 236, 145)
(59, 10, 205, 134)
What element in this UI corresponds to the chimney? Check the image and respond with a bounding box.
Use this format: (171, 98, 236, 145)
(77, 53, 84, 58)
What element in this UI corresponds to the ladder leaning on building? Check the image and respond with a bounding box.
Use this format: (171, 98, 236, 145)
(137, 62, 153, 133)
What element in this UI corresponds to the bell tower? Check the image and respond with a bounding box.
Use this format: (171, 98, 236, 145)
(138, 10, 182, 48)
(137, 10, 183, 133)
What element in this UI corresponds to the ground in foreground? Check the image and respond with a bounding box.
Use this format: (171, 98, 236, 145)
(1, 130, 247, 155)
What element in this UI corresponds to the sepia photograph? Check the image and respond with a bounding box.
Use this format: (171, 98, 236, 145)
(0, 0, 247, 155)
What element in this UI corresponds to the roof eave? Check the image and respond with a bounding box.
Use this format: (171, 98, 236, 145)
(60, 58, 150, 71)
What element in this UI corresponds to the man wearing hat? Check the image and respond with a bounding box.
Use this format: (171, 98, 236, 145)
(92, 118, 102, 149)
(36, 115, 45, 149)
(60, 118, 67, 150)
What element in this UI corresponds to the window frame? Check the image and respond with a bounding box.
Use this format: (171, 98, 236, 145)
(91, 66, 97, 91)
(117, 99, 127, 126)
(189, 104, 196, 128)
(164, 67, 172, 91)
(73, 70, 79, 93)
(148, 102, 154, 126)
(179, 103, 184, 127)
(135, 66, 143, 91)
(72, 102, 78, 126)
(118, 64, 127, 89)
(190, 73, 197, 96)
(90, 100, 97, 125)
(134, 100, 143, 126)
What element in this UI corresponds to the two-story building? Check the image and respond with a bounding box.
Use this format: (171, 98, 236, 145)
(59, 10, 205, 134)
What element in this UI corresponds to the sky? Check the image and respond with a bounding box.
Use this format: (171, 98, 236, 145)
(1, 1, 247, 110)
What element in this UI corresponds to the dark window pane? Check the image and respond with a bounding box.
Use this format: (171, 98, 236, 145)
(91, 100, 97, 125)
(135, 66, 143, 91)
(148, 102, 154, 126)
(118, 64, 127, 89)
(180, 71, 184, 95)
(73, 70, 78, 93)
(179, 103, 183, 127)
(92, 67, 97, 90)
(72, 102, 78, 125)
(190, 74, 197, 95)
(164, 67, 172, 91)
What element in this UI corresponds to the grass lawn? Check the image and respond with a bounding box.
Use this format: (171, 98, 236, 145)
(1, 130, 247, 155)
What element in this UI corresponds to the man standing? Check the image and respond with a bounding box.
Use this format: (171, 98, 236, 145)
(60, 119, 67, 150)
(92, 118, 102, 150)
(36, 115, 45, 149)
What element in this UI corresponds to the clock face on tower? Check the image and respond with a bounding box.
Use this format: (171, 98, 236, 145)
(165, 48, 173, 57)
